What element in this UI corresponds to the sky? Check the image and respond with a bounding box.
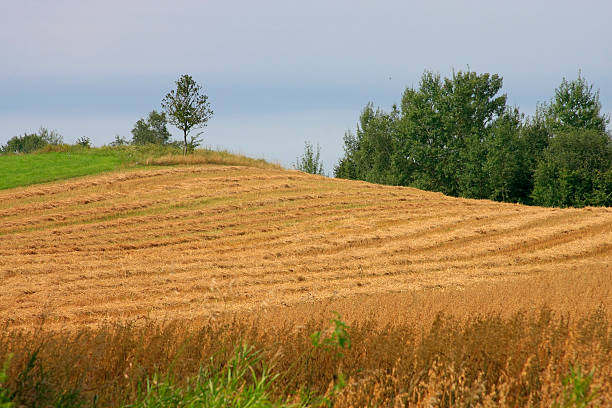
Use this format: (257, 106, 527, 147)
(1, 0, 611, 173)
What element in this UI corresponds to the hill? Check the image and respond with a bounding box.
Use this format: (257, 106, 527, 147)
(0, 145, 279, 190)
(1, 164, 610, 329)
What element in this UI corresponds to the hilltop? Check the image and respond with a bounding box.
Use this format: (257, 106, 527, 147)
(0, 145, 279, 190)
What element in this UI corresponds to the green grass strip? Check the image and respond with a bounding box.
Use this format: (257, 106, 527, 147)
(0, 150, 130, 190)
(0, 145, 280, 191)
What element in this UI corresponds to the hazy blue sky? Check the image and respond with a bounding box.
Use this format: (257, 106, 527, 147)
(1, 0, 611, 172)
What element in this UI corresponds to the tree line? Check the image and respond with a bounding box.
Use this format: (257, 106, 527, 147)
(334, 70, 611, 208)
(2, 74, 212, 156)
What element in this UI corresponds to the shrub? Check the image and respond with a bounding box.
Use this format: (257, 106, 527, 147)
(75, 136, 92, 148)
(1, 127, 63, 154)
(295, 141, 324, 175)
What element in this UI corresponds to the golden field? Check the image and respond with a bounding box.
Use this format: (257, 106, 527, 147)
(1, 164, 610, 329)
(1, 164, 612, 407)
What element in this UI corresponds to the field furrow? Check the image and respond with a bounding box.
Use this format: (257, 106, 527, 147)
(1, 165, 611, 329)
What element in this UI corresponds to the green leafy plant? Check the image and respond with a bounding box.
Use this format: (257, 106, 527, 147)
(310, 312, 351, 358)
(131, 344, 282, 408)
(162, 74, 213, 156)
(554, 364, 599, 408)
(295, 141, 324, 175)
(0, 354, 14, 408)
(131, 111, 172, 146)
(1, 127, 63, 154)
(308, 312, 351, 407)
(110, 134, 130, 146)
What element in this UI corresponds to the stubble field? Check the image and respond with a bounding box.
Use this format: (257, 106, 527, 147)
(1, 165, 610, 329)
(1, 164, 612, 406)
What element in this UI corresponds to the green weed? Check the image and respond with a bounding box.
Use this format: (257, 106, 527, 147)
(0, 354, 13, 408)
(308, 313, 351, 407)
(130, 344, 288, 408)
(310, 312, 351, 359)
(554, 364, 600, 408)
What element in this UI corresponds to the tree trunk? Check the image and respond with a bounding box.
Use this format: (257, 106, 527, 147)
(183, 130, 187, 156)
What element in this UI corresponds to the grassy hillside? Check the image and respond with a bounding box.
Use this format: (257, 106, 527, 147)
(0, 145, 279, 190)
(0, 148, 128, 189)
(0, 164, 611, 406)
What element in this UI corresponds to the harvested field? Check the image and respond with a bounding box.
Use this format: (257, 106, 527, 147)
(1, 164, 611, 330)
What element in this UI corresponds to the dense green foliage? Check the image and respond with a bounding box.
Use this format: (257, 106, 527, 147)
(335, 70, 611, 207)
(131, 110, 173, 146)
(1, 127, 63, 154)
(162, 74, 214, 155)
(295, 141, 324, 175)
(532, 129, 612, 207)
(335, 103, 398, 185)
(543, 73, 608, 133)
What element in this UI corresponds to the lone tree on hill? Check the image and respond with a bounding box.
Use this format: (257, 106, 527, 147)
(162, 74, 213, 155)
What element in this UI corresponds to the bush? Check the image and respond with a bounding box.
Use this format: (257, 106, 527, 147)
(110, 135, 130, 147)
(295, 141, 324, 175)
(75, 136, 91, 148)
(1, 127, 63, 154)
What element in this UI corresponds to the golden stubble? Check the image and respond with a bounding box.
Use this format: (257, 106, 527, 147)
(0, 165, 610, 330)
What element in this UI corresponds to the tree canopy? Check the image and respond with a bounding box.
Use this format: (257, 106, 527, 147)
(162, 74, 213, 155)
(532, 129, 612, 207)
(543, 72, 609, 134)
(335, 70, 611, 208)
(295, 141, 324, 175)
(131, 110, 172, 145)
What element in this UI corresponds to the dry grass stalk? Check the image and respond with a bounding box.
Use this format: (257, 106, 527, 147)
(142, 151, 281, 169)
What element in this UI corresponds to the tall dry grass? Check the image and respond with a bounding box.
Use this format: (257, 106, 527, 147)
(1, 307, 610, 407)
(1, 267, 611, 407)
(142, 150, 281, 169)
